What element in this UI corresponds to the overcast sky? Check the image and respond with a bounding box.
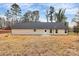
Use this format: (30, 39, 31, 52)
(0, 3, 79, 27)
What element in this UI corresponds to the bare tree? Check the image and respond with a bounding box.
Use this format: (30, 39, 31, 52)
(73, 9, 79, 34)
(49, 6, 55, 22)
(55, 8, 67, 22)
(23, 10, 39, 22)
(0, 17, 6, 28)
(5, 10, 12, 28)
(32, 10, 39, 22)
(23, 10, 32, 22)
(46, 6, 55, 22)
(46, 9, 49, 22)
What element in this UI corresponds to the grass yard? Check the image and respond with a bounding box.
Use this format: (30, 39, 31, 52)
(0, 33, 79, 56)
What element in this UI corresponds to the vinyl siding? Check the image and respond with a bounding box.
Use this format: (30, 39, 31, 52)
(12, 29, 68, 35)
(53, 29, 68, 35)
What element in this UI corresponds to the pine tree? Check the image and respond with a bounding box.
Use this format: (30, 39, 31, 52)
(10, 3, 21, 24)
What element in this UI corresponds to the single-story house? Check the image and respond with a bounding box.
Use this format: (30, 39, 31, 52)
(11, 22, 68, 35)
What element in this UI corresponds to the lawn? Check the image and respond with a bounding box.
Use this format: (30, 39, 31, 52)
(0, 33, 79, 56)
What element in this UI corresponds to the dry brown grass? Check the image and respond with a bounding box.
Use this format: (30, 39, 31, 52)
(0, 33, 79, 56)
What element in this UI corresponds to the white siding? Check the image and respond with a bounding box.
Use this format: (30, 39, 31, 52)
(12, 29, 34, 34)
(12, 29, 50, 35)
(36, 29, 50, 34)
(12, 29, 68, 35)
(53, 29, 68, 35)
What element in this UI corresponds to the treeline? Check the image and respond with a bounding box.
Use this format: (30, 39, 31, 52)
(0, 3, 79, 34)
(0, 3, 40, 29)
(0, 3, 68, 29)
(73, 10, 79, 34)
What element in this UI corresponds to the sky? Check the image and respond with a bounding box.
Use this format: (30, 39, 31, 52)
(0, 3, 79, 27)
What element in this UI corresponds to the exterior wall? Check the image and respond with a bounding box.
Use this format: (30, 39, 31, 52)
(12, 29, 34, 34)
(53, 29, 68, 35)
(12, 29, 68, 35)
(12, 29, 50, 35)
(36, 29, 50, 34)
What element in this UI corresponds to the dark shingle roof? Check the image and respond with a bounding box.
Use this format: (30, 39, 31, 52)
(11, 22, 68, 29)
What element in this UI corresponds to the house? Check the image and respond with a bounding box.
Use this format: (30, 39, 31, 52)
(11, 22, 68, 35)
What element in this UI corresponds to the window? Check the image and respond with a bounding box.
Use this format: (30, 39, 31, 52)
(56, 29, 58, 33)
(45, 30, 47, 32)
(65, 30, 67, 33)
(34, 29, 36, 32)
